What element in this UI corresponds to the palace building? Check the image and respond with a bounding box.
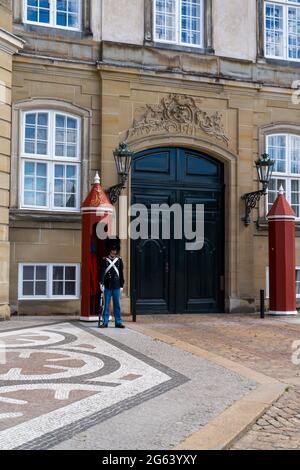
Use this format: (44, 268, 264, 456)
(1, 0, 300, 319)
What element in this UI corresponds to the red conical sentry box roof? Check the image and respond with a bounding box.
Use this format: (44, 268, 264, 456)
(81, 173, 113, 213)
(267, 186, 296, 219)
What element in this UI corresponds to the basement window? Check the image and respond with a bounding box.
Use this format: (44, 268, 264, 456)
(18, 264, 80, 300)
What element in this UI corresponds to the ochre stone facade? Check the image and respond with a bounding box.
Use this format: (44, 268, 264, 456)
(0, 1, 299, 317)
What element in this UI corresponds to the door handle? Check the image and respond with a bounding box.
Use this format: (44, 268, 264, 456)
(165, 262, 169, 273)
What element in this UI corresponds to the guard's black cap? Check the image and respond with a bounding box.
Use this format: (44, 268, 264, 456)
(105, 237, 121, 254)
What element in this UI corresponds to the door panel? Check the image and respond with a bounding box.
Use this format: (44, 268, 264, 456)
(132, 148, 176, 183)
(177, 149, 222, 186)
(131, 189, 174, 314)
(176, 190, 224, 313)
(131, 148, 224, 315)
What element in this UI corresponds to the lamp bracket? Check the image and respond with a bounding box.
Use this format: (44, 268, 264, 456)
(242, 189, 266, 226)
(107, 175, 127, 205)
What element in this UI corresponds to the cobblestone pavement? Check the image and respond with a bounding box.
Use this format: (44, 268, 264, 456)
(232, 387, 300, 450)
(133, 314, 300, 450)
(0, 318, 255, 450)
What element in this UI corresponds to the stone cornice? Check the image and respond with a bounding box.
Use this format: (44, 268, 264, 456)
(0, 27, 24, 55)
(99, 41, 300, 91)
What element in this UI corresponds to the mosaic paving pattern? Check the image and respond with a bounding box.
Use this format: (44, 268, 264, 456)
(0, 322, 188, 450)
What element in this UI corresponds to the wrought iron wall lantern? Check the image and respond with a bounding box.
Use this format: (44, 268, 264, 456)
(107, 142, 135, 205)
(242, 153, 275, 226)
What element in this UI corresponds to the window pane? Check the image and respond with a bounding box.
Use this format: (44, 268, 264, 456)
(25, 177, 35, 191)
(267, 178, 286, 213)
(53, 266, 64, 280)
(24, 191, 35, 205)
(24, 112, 48, 156)
(23, 266, 34, 281)
(296, 270, 300, 296)
(65, 266, 76, 280)
(56, 0, 80, 29)
(66, 179, 76, 193)
(23, 281, 34, 296)
(54, 194, 64, 207)
(267, 135, 287, 173)
(37, 163, 47, 177)
(25, 126, 35, 140)
(22, 264, 48, 297)
(291, 135, 300, 173)
(26, 0, 50, 24)
(66, 165, 76, 178)
(66, 194, 76, 208)
(291, 179, 300, 217)
(35, 281, 47, 296)
(65, 281, 76, 296)
(181, 0, 202, 46)
(155, 0, 176, 42)
(26, 113, 36, 125)
(36, 192, 47, 206)
(25, 141, 35, 154)
(55, 114, 78, 158)
(36, 178, 46, 191)
(57, 12, 67, 26)
(36, 266, 47, 280)
(55, 179, 64, 192)
(24, 161, 35, 176)
(55, 165, 64, 178)
(67, 145, 76, 158)
(53, 164, 78, 209)
(52, 281, 64, 296)
(288, 7, 300, 59)
(24, 161, 47, 207)
(52, 265, 77, 296)
(265, 3, 284, 58)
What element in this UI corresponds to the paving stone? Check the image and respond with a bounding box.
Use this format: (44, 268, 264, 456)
(130, 314, 300, 451)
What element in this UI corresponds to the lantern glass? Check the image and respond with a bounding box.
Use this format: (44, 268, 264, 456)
(255, 153, 275, 187)
(113, 142, 134, 178)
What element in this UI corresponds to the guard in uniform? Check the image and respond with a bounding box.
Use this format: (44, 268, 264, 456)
(99, 238, 125, 328)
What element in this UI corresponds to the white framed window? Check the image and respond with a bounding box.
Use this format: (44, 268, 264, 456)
(24, 0, 81, 31)
(154, 0, 204, 47)
(266, 266, 300, 298)
(18, 263, 80, 300)
(266, 134, 300, 218)
(265, 0, 300, 61)
(20, 110, 81, 212)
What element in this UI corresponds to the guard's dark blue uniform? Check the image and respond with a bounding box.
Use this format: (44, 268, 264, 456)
(99, 256, 124, 327)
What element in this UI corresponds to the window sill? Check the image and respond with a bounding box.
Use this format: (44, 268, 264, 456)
(258, 56, 300, 69)
(18, 297, 80, 301)
(14, 23, 92, 40)
(10, 209, 82, 224)
(257, 217, 300, 233)
(144, 40, 215, 56)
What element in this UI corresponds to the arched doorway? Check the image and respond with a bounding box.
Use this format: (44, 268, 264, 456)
(131, 147, 225, 315)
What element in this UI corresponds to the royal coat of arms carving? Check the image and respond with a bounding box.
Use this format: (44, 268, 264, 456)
(126, 94, 229, 145)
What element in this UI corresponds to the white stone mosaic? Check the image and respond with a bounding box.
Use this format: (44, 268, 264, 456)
(0, 322, 178, 450)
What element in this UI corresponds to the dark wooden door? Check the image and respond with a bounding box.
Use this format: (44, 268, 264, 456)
(131, 148, 224, 315)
